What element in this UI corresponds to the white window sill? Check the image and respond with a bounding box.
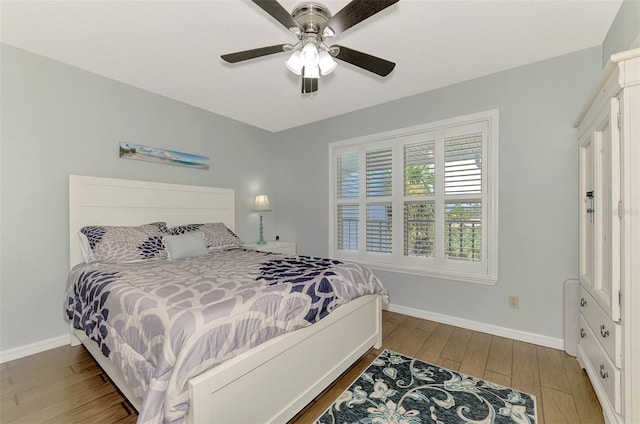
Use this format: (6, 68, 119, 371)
(339, 258, 498, 285)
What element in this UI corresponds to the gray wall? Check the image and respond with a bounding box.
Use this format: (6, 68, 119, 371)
(270, 47, 603, 340)
(0, 44, 276, 351)
(602, 0, 640, 64)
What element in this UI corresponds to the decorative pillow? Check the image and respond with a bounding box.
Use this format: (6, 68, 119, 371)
(163, 232, 208, 260)
(166, 222, 242, 250)
(79, 222, 168, 263)
(78, 231, 94, 263)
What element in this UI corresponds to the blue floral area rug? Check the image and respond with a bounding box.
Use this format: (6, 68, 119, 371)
(316, 349, 537, 424)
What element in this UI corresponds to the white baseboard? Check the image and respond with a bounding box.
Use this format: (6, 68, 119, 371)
(384, 303, 564, 350)
(0, 334, 69, 363)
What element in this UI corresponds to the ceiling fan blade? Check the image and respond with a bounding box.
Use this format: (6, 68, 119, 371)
(221, 44, 288, 63)
(333, 45, 395, 77)
(324, 0, 399, 36)
(251, 0, 302, 31)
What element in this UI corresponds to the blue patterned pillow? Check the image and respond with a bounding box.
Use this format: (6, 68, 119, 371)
(79, 222, 168, 263)
(167, 222, 242, 250)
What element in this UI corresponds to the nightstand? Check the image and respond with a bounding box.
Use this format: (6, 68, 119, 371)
(242, 241, 296, 255)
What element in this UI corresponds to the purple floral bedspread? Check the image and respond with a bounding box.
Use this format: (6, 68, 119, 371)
(65, 248, 387, 424)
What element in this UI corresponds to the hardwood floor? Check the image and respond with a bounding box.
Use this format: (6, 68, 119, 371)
(0, 311, 603, 424)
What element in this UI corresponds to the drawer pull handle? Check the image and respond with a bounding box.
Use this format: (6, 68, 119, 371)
(600, 324, 610, 338)
(580, 297, 587, 307)
(580, 328, 586, 338)
(599, 364, 609, 379)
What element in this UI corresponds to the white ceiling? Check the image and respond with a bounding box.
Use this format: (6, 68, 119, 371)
(1, 0, 622, 132)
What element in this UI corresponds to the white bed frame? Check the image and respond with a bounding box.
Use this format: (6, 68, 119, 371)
(68, 175, 383, 423)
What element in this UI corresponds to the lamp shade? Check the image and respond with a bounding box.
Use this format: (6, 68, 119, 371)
(285, 51, 303, 75)
(254, 194, 271, 212)
(318, 51, 337, 75)
(301, 42, 319, 67)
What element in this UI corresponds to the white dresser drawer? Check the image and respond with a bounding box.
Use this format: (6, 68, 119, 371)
(580, 287, 622, 367)
(580, 315, 621, 414)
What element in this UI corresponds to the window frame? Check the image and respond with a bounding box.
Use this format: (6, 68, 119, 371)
(328, 110, 499, 285)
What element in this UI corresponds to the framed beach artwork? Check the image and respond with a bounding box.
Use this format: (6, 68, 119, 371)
(119, 142, 209, 170)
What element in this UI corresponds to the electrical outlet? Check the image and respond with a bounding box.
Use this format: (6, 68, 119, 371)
(508, 296, 520, 309)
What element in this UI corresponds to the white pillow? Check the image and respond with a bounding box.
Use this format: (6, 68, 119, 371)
(163, 232, 208, 260)
(78, 232, 94, 263)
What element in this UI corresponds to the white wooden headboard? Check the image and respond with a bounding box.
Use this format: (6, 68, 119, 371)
(69, 175, 235, 268)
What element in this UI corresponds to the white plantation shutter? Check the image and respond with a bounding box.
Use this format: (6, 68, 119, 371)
(404, 140, 436, 196)
(337, 153, 359, 199)
(366, 149, 392, 197)
(403, 140, 436, 258)
(443, 131, 483, 262)
(367, 203, 392, 253)
(330, 110, 497, 283)
(404, 201, 435, 257)
(445, 133, 482, 195)
(336, 153, 360, 251)
(337, 204, 359, 251)
(444, 202, 482, 261)
(365, 149, 392, 253)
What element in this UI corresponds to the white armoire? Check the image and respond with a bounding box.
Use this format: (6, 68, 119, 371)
(574, 48, 639, 424)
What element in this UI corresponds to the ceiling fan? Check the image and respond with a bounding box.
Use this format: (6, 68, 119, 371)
(221, 0, 399, 94)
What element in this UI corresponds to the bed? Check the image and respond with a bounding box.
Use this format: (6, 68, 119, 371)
(67, 175, 386, 424)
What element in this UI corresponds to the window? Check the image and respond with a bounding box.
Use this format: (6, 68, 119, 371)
(329, 110, 498, 284)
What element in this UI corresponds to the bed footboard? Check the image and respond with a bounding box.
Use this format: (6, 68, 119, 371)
(187, 294, 383, 424)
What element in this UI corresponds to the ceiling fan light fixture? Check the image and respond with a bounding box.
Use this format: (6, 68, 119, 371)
(301, 42, 319, 67)
(223, 0, 399, 94)
(285, 51, 303, 75)
(318, 50, 337, 75)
